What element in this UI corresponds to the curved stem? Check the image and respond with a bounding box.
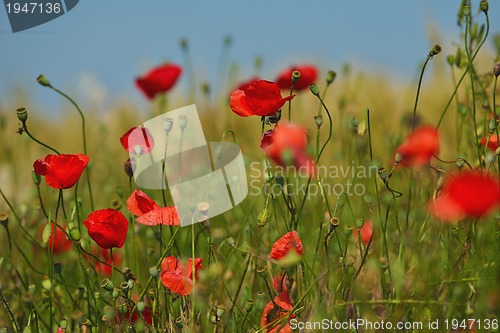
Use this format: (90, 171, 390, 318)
(23, 126, 60, 155)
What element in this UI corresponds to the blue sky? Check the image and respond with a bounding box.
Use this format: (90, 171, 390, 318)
(1, 1, 498, 113)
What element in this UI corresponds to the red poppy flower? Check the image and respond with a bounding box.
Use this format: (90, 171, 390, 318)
(233, 76, 261, 91)
(352, 220, 373, 245)
(262, 123, 316, 177)
(33, 154, 89, 189)
(395, 126, 439, 167)
(428, 171, 500, 222)
(276, 64, 318, 91)
(272, 273, 289, 293)
(120, 127, 154, 154)
(93, 248, 122, 276)
(230, 80, 295, 117)
(83, 209, 128, 249)
(160, 256, 203, 296)
(480, 134, 499, 151)
(135, 63, 182, 100)
(269, 231, 303, 260)
(41, 222, 72, 254)
(261, 291, 294, 333)
(126, 189, 181, 226)
(116, 304, 152, 326)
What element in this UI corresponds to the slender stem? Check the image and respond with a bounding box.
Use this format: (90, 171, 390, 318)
(49, 85, 95, 210)
(464, 14, 482, 166)
(0, 290, 19, 333)
(436, 12, 489, 129)
(23, 126, 60, 155)
(413, 56, 431, 131)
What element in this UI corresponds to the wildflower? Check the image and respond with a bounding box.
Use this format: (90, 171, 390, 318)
(33, 154, 89, 189)
(160, 256, 203, 296)
(262, 123, 316, 177)
(269, 231, 303, 260)
(276, 64, 318, 91)
(126, 189, 180, 226)
(480, 134, 499, 151)
(41, 222, 72, 254)
(352, 220, 373, 245)
(230, 80, 295, 117)
(120, 127, 154, 154)
(428, 171, 500, 222)
(261, 291, 294, 333)
(135, 63, 182, 100)
(83, 209, 128, 249)
(395, 125, 439, 166)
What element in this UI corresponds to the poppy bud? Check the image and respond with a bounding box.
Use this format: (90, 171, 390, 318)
(32, 171, 41, 186)
(0, 212, 8, 227)
(37, 74, 51, 87)
(292, 70, 301, 85)
(16, 107, 28, 123)
(429, 44, 442, 57)
(309, 83, 320, 96)
(489, 119, 498, 133)
(326, 70, 337, 85)
(100, 279, 114, 292)
(494, 64, 500, 77)
(257, 207, 269, 227)
(41, 278, 52, 291)
(164, 118, 173, 134)
(394, 152, 403, 164)
(124, 158, 134, 178)
(67, 224, 80, 242)
(314, 115, 323, 128)
(446, 55, 455, 67)
(480, 0, 488, 13)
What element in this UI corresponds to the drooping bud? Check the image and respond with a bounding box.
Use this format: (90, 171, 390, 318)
(326, 70, 337, 85)
(37, 74, 51, 87)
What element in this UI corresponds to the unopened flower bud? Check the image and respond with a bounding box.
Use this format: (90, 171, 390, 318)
(100, 279, 114, 292)
(480, 1, 488, 13)
(16, 107, 28, 123)
(124, 158, 134, 178)
(489, 119, 498, 133)
(37, 74, 51, 87)
(314, 115, 323, 128)
(68, 223, 81, 242)
(291, 70, 301, 85)
(326, 70, 337, 85)
(446, 55, 455, 67)
(429, 44, 442, 57)
(257, 208, 269, 227)
(395, 152, 403, 164)
(494, 64, 500, 77)
(32, 171, 41, 186)
(309, 83, 320, 96)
